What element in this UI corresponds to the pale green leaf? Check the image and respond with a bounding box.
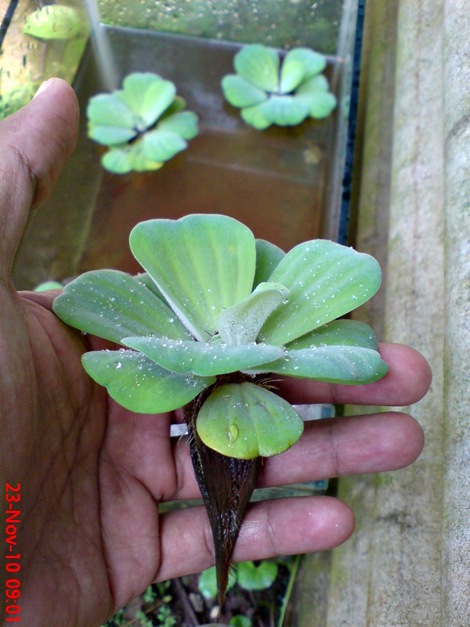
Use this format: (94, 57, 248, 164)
(279, 59, 305, 94)
(101, 148, 134, 174)
(295, 75, 337, 118)
(82, 350, 213, 412)
(306, 92, 337, 119)
(221, 75, 267, 108)
(296, 74, 330, 94)
(127, 142, 164, 172)
(161, 96, 187, 117)
(262, 95, 309, 126)
(103, 143, 165, 174)
(258, 240, 382, 345)
(134, 273, 167, 302)
(234, 44, 280, 92)
(255, 345, 388, 384)
(129, 215, 257, 341)
(253, 239, 285, 287)
(199, 566, 236, 600)
(34, 280, 63, 291)
(157, 111, 199, 139)
(240, 102, 272, 130)
(237, 560, 278, 591)
(287, 319, 379, 350)
(230, 615, 252, 627)
(197, 382, 304, 459)
(89, 125, 136, 146)
(87, 94, 137, 137)
(53, 269, 192, 343)
(118, 73, 176, 128)
(121, 337, 285, 376)
(141, 130, 186, 162)
(218, 283, 289, 345)
(281, 48, 326, 92)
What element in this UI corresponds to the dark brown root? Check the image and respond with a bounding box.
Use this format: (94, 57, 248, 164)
(184, 383, 262, 607)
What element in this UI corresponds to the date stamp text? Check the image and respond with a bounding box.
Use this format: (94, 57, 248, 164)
(4, 483, 21, 622)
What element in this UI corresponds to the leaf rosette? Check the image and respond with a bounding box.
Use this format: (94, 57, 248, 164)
(221, 45, 337, 129)
(53, 214, 387, 459)
(87, 72, 199, 174)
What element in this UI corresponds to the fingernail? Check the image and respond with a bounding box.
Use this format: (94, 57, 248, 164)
(33, 78, 55, 99)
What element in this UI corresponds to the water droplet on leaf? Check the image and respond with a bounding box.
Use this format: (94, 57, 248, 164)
(226, 423, 239, 442)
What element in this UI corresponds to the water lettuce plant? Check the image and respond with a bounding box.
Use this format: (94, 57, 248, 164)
(87, 72, 199, 174)
(53, 214, 386, 602)
(221, 45, 337, 129)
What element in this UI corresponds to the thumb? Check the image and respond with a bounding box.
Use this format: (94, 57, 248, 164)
(0, 78, 79, 275)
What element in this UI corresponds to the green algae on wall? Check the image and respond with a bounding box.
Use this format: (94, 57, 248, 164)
(0, 0, 89, 120)
(97, 0, 342, 53)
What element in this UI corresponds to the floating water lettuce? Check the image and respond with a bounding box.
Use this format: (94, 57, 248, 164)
(53, 214, 386, 603)
(87, 72, 199, 174)
(221, 44, 337, 129)
(23, 5, 82, 40)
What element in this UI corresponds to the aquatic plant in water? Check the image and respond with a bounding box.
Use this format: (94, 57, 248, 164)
(87, 72, 199, 174)
(221, 44, 337, 129)
(53, 214, 386, 603)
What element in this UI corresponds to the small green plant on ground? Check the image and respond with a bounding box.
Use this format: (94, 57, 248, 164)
(33, 280, 63, 292)
(53, 213, 386, 604)
(101, 581, 177, 626)
(199, 559, 278, 598)
(87, 72, 199, 174)
(221, 44, 337, 129)
(198, 556, 302, 626)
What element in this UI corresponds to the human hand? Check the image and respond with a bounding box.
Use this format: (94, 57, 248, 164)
(0, 79, 431, 627)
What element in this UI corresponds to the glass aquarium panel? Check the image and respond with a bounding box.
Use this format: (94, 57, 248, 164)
(76, 29, 336, 275)
(11, 0, 361, 288)
(98, 0, 343, 53)
(0, 0, 89, 119)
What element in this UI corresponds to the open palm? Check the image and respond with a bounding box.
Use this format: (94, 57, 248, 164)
(0, 80, 431, 627)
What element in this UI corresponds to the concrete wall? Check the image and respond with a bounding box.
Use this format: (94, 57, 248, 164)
(294, 1, 470, 624)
